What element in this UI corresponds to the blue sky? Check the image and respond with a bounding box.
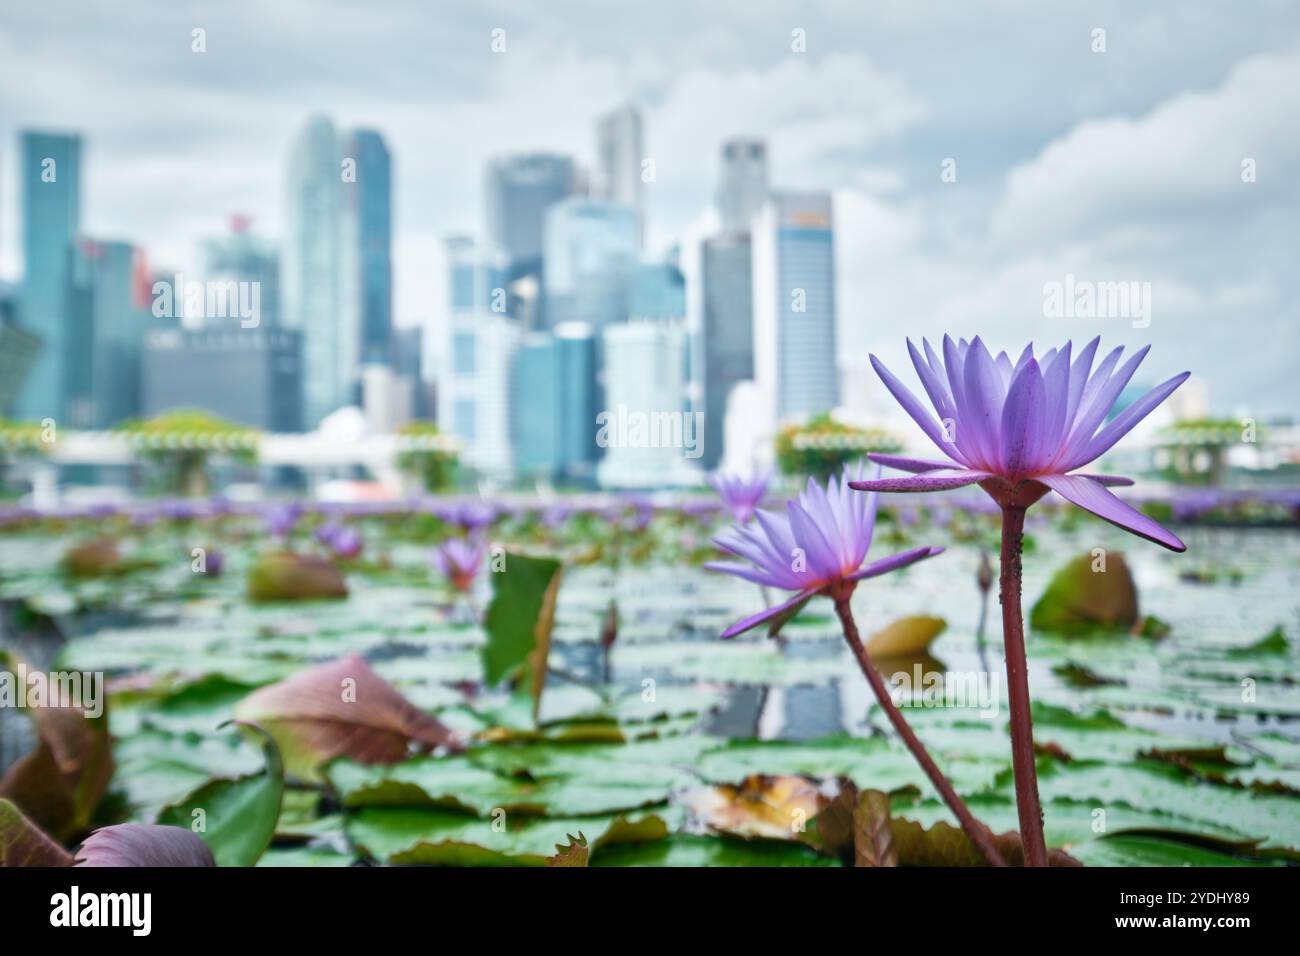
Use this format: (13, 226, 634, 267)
(1, 0, 1297, 415)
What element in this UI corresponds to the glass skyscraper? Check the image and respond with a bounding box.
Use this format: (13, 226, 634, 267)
(484, 153, 574, 289)
(15, 130, 81, 422)
(67, 239, 155, 428)
(594, 104, 644, 245)
(751, 192, 840, 423)
(283, 116, 345, 427)
(542, 197, 639, 333)
(511, 323, 597, 483)
(700, 233, 754, 469)
(716, 138, 768, 233)
(344, 129, 392, 366)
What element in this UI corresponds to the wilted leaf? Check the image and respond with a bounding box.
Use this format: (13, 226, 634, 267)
(233, 654, 460, 781)
(74, 823, 217, 867)
(548, 832, 589, 867)
(890, 817, 1080, 867)
(246, 552, 348, 603)
(1030, 552, 1138, 635)
(694, 774, 829, 841)
(0, 798, 74, 867)
(866, 616, 946, 659)
(60, 538, 122, 578)
(0, 695, 113, 841)
(812, 782, 897, 866)
(156, 722, 284, 867)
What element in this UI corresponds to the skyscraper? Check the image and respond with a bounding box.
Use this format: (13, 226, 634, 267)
(631, 261, 686, 320)
(0, 281, 40, 417)
(716, 138, 768, 232)
(543, 197, 639, 333)
(143, 327, 303, 432)
(511, 323, 598, 483)
(484, 153, 574, 289)
(14, 130, 81, 422)
(596, 319, 699, 488)
(594, 104, 644, 244)
(751, 192, 840, 423)
(343, 129, 393, 365)
(700, 232, 754, 469)
(68, 239, 155, 428)
(437, 237, 519, 478)
(283, 116, 345, 427)
(201, 216, 280, 329)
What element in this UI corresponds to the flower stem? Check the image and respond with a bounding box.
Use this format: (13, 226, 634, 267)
(833, 597, 1006, 867)
(998, 505, 1048, 867)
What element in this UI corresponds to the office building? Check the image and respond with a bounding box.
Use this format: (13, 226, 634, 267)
(751, 192, 840, 424)
(511, 323, 598, 483)
(14, 131, 81, 422)
(543, 197, 639, 333)
(142, 327, 303, 432)
(484, 153, 574, 288)
(596, 319, 699, 488)
(700, 232, 754, 469)
(594, 105, 644, 244)
(717, 138, 768, 232)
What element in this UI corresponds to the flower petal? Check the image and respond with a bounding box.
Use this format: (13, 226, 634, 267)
(869, 354, 964, 463)
(847, 546, 944, 581)
(1073, 473, 1134, 487)
(720, 589, 818, 639)
(1038, 473, 1185, 552)
(1066, 371, 1191, 470)
(1000, 358, 1046, 477)
(850, 469, 990, 493)
(866, 453, 955, 474)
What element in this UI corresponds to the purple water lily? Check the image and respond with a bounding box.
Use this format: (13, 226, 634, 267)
(707, 463, 940, 638)
(708, 468, 773, 524)
(856, 335, 1190, 867)
(431, 537, 486, 593)
(707, 462, 1003, 865)
(851, 335, 1188, 550)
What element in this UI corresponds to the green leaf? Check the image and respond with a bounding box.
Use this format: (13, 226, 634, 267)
(481, 552, 563, 704)
(346, 807, 674, 866)
(1030, 552, 1139, 635)
(1069, 834, 1286, 867)
(593, 834, 839, 867)
(155, 723, 283, 867)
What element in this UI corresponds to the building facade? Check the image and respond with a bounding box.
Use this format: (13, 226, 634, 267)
(142, 327, 303, 432)
(751, 192, 840, 425)
(14, 131, 81, 422)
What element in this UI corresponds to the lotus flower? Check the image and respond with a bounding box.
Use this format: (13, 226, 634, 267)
(851, 336, 1188, 550)
(706, 463, 941, 638)
(432, 537, 486, 593)
(708, 468, 772, 524)
(856, 335, 1191, 867)
(706, 463, 1003, 865)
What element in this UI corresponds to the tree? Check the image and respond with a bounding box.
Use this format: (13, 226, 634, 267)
(775, 414, 902, 482)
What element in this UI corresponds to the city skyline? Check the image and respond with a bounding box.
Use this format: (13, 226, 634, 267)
(1, 2, 1298, 421)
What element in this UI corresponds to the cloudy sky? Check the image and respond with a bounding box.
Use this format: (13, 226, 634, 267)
(2, 0, 1297, 416)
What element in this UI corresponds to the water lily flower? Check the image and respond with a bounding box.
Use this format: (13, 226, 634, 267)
(856, 336, 1190, 866)
(706, 462, 939, 638)
(708, 468, 773, 524)
(431, 537, 486, 593)
(851, 335, 1188, 550)
(316, 523, 362, 560)
(706, 462, 1003, 865)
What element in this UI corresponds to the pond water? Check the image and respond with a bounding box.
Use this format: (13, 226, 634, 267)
(1, 510, 1297, 867)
